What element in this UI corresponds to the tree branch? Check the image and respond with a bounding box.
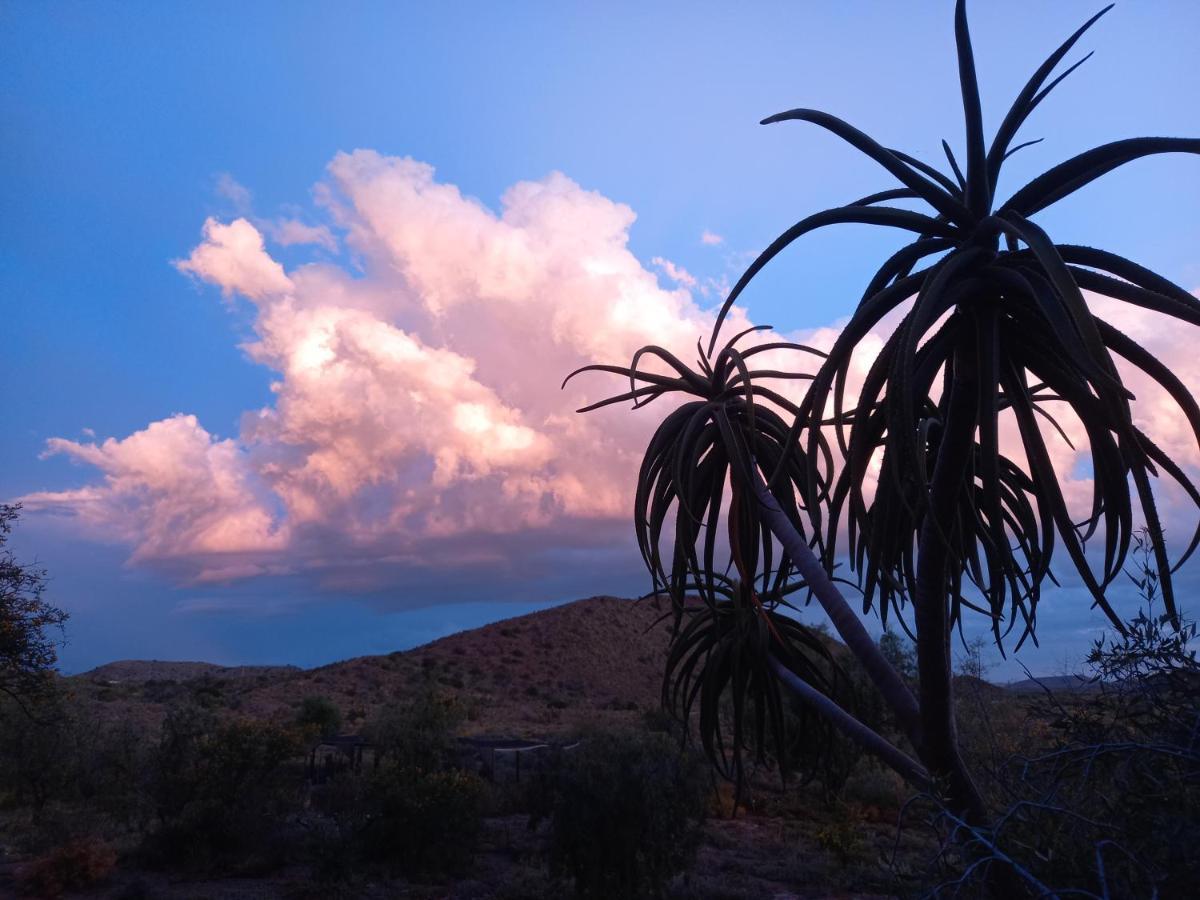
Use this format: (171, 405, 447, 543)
(768, 653, 930, 790)
(750, 466, 924, 746)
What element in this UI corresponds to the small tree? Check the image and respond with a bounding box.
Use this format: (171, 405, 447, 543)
(879, 628, 917, 682)
(0, 503, 68, 715)
(956, 636, 992, 682)
(568, 0, 1199, 824)
(296, 695, 343, 740)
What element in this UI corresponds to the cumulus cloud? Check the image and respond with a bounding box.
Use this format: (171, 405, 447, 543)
(22, 415, 286, 576)
(701, 230, 724, 246)
(21, 151, 1200, 599)
(174, 217, 293, 301)
(24, 153, 756, 588)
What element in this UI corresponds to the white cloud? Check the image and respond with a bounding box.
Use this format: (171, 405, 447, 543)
(23, 152, 1200, 597)
(24, 153, 756, 587)
(700, 230, 724, 246)
(174, 217, 294, 301)
(651, 256, 697, 288)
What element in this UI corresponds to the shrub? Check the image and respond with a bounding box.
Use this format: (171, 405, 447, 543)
(930, 532, 1200, 898)
(0, 503, 69, 712)
(362, 685, 463, 772)
(534, 729, 708, 898)
(296, 695, 343, 740)
(307, 686, 483, 880)
(357, 766, 486, 877)
(815, 817, 869, 869)
(16, 836, 117, 899)
(145, 707, 302, 871)
(0, 691, 155, 855)
(0, 693, 76, 819)
(878, 628, 917, 682)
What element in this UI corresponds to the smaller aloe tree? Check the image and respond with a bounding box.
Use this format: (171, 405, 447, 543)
(568, 0, 1200, 823)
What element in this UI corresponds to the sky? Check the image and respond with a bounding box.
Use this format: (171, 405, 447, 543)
(3, 1, 1199, 678)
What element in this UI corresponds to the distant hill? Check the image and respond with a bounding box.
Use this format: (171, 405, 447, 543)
(81, 660, 301, 684)
(73, 595, 1071, 739)
(1003, 674, 1098, 694)
(68, 595, 679, 737)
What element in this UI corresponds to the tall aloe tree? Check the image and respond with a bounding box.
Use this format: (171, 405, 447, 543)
(570, 0, 1200, 821)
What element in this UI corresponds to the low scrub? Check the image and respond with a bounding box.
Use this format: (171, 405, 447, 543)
(143, 706, 303, 872)
(532, 729, 709, 898)
(16, 836, 117, 899)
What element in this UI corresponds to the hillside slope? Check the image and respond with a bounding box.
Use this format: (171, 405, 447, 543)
(69, 595, 678, 737)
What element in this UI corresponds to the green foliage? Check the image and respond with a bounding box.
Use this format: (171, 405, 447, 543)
(362, 684, 463, 771)
(296, 695, 343, 739)
(938, 536, 1200, 898)
(308, 685, 483, 880)
(1088, 531, 1199, 688)
(878, 629, 917, 682)
(145, 706, 302, 871)
(357, 766, 485, 877)
(0, 504, 69, 714)
(534, 730, 708, 898)
(814, 817, 869, 869)
(0, 689, 150, 843)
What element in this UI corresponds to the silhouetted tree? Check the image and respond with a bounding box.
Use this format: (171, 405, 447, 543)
(568, 0, 1199, 823)
(296, 695, 343, 740)
(0, 503, 68, 714)
(880, 628, 917, 682)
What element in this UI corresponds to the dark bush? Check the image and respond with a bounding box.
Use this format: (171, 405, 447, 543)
(16, 836, 117, 899)
(0, 690, 151, 850)
(296, 695, 343, 739)
(0, 694, 76, 820)
(144, 706, 302, 871)
(306, 685, 484, 881)
(932, 533, 1200, 898)
(362, 685, 463, 771)
(357, 766, 486, 877)
(533, 729, 708, 898)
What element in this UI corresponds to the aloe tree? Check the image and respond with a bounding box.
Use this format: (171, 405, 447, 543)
(568, 0, 1199, 821)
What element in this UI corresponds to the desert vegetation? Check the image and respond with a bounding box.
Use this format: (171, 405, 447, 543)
(3, 2, 1200, 898)
(0, 543, 1198, 896)
(564, 0, 1200, 894)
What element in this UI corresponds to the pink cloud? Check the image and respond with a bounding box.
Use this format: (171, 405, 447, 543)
(21, 152, 1200, 596)
(174, 217, 293, 301)
(215, 173, 252, 214)
(651, 256, 698, 288)
(24, 154, 754, 587)
(701, 230, 724, 246)
(23, 415, 286, 573)
(267, 218, 337, 252)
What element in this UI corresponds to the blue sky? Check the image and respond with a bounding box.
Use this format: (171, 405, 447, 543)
(3, 1, 1199, 676)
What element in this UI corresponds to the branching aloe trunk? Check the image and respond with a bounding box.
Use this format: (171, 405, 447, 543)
(755, 464, 986, 818)
(913, 341, 987, 822)
(750, 469, 923, 746)
(766, 654, 930, 790)
(569, 0, 1200, 856)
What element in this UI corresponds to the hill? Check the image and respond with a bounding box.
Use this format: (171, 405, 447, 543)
(68, 595, 679, 737)
(81, 660, 300, 684)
